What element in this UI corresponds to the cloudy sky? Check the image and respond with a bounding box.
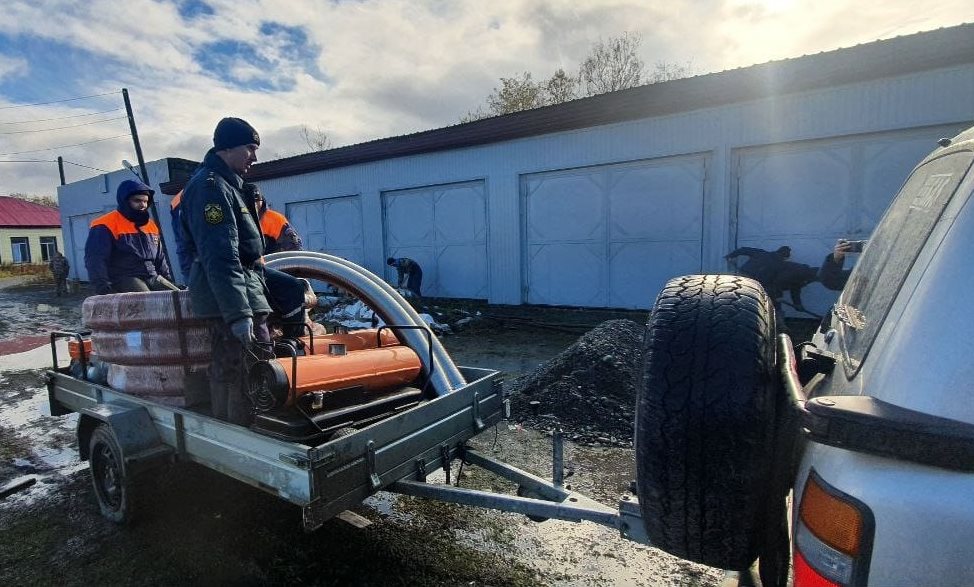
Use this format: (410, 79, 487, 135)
(0, 0, 969, 196)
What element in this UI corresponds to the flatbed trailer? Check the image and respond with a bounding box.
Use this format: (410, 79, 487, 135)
(45, 333, 648, 540)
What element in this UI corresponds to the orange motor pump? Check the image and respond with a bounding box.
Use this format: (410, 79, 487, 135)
(298, 328, 401, 354)
(249, 345, 422, 410)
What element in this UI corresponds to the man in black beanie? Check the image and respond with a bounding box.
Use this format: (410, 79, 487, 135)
(179, 117, 270, 425)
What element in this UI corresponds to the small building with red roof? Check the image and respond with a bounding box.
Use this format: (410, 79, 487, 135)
(0, 196, 63, 265)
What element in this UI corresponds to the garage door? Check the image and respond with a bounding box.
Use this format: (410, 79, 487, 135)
(733, 125, 963, 314)
(382, 181, 487, 299)
(285, 196, 365, 266)
(522, 155, 707, 309)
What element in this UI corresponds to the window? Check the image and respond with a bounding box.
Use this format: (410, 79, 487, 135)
(840, 150, 974, 374)
(40, 237, 57, 262)
(10, 237, 30, 264)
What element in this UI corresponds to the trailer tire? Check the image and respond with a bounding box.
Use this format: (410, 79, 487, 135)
(634, 275, 777, 571)
(516, 485, 550, 523)
(89, 424, 137, 525)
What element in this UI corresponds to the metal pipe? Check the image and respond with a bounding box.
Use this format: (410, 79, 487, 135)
(123, 88, 173, 276)
(553, 429, 564, 487)
(265, 250, 466, 390)
(391, 479, 621, 528)
(263, 254, 461, 396)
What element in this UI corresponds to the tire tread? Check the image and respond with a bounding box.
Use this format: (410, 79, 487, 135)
(635, 275, 776, 570)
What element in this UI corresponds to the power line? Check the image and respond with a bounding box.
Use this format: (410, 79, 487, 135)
(0, 115, 128, 135)
(61, 159, 110, 173)
(0, 158, 111, 172)
(0, 90, 120, 110)
(0, 133, 130, 156)
(0, 108, 123, 126)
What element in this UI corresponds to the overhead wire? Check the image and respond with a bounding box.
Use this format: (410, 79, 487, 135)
(61, 159, 111, 173)
(0, 89, 128, 185)
(0, 108, 123, 126)
(0, 158, 111, 172)
(0, 115, 128, 135)
(0, 134, 131, 157)
(0, 90, 119, 110)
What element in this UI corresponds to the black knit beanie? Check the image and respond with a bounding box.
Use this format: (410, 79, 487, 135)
(213, 117, 260, 150)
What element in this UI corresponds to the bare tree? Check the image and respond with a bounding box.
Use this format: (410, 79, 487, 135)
(578, 32, 644, 96)
(10, 193, 58, 208)
(460, 32, 692, 122)
(461, 72, 545, 122)
(543, 68, 579, 105)
(648, 60, 694, 84)
(300, 125, 332, 152)
(458, 106, 490, 124)
(487, 72, 545, 114)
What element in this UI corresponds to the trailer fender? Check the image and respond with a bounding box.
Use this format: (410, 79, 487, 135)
(77, 406, 173, 477)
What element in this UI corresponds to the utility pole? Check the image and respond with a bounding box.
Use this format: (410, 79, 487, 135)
(57, 156, 66, 185)
(123, 88, 172, 273)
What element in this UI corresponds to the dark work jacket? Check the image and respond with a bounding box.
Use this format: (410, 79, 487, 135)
(169, 190, 195, 280)
(179, 149, 271, 324)
(769, 261, 818, 308)
(726, 247, 787, 290)
(819, 253, 850, 291)
(390, 257, 423, 297)
(85, 203, 172, 295)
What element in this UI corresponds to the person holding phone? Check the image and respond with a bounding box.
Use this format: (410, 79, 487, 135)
(819, 239, 866, 290)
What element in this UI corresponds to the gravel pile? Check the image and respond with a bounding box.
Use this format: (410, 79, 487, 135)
(510, 319, 644, 447)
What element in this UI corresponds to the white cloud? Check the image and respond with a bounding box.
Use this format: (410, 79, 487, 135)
(0, 0, 970, 195)
(0, 55, 27, 82)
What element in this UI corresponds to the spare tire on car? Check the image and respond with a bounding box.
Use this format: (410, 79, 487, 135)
(634, 274, 778, 571)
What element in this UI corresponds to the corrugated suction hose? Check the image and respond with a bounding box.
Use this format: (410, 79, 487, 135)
(263, 253, 465, 396)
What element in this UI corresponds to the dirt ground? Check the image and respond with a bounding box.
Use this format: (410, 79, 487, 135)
(0, 279, 809, 586)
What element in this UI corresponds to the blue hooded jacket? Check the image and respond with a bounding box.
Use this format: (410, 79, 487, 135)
(84, 179, 172, 294)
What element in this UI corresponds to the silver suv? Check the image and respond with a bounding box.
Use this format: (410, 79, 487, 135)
(633, 125, 974, 586)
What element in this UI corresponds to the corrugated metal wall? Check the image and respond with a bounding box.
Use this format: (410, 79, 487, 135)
(257, 65, 974, 308)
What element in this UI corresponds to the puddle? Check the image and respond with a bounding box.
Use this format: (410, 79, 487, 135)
(0, 285, 85, 340)
(0, 372, 82, 508)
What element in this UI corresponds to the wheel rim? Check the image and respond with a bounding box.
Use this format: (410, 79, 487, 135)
(92, 442, 122, 510)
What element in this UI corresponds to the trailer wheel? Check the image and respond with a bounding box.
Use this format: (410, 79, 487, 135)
(635, 275, 777, 570)
(89, 424, 136, 524)
(516, 485, 549, 523)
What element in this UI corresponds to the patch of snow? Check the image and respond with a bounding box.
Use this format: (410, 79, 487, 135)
(315, 299, 450, 334)
(0, 339, 69, 371)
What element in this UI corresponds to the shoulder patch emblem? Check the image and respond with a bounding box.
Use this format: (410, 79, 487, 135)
(204, 203, 225, 225)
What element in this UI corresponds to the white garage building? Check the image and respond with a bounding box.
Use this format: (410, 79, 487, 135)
(61, 24, 974, 314)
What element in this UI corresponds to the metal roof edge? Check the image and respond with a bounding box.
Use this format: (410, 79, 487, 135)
(162, 22, 974, 194)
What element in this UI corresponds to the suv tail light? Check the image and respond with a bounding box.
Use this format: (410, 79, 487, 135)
(794, 471, 874, 587)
